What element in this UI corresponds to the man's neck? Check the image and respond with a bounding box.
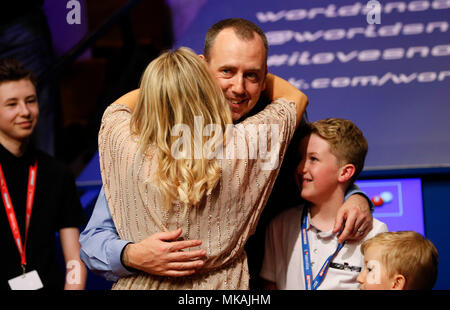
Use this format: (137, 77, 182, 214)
(0, 135, 27, 157)
(309, 189, 345, 232)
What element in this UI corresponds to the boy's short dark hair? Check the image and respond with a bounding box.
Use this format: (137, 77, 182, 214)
(304, 118, 368, 184)
(204, 18, 268, 64)
(0, 58, 37, 87)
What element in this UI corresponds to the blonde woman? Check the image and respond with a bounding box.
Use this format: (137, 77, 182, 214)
(98, 47, 307, 289)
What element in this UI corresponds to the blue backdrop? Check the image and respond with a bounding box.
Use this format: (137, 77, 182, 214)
(175, 0, 450, 172)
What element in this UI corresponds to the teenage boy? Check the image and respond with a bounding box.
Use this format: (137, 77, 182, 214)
(0, 58, 86, 289)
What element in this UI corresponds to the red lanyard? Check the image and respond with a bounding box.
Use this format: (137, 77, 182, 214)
(0, 160, 37, 271)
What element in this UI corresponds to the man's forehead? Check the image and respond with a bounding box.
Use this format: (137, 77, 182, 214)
(208, 28, 266, 67)
(214, 27, 258, 43)
(215, 61, 264, 72)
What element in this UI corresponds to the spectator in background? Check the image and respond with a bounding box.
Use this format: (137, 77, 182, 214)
(0, 58, 86, 290)
(0, 0, 58, 156)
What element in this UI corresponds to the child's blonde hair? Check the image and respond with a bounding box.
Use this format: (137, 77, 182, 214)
(307, 118, 368, 184)
(361, 231, 439, 290)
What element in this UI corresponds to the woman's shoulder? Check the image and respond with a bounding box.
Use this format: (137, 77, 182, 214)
(102, 103, 132, 120)
(240, 98, 297, 126)
(100, 103, 134, 142)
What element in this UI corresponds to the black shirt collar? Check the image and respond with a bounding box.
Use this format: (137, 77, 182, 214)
(0, 143, 37, 167)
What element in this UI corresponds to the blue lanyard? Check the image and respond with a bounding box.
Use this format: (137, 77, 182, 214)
(301, 206, 345, 290)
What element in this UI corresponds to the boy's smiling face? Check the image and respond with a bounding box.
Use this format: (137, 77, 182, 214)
(296, 133, 341, 204)
(0, 79, 39, 144)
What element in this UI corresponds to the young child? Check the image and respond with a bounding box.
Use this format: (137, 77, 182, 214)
(357, 231, 438, 290)
(260, 118, 387, 290)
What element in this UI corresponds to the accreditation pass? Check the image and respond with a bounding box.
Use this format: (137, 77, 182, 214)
(8, 270, 43, 290)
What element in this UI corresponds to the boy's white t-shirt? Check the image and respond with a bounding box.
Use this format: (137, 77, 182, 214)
(260, 204, 388, 290)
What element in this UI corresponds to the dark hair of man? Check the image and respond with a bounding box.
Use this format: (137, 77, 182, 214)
(0, 58, 37, 87)
(204, 18, 268, 63)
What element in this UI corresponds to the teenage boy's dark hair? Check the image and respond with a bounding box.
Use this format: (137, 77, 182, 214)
(0, 58, 37, 87)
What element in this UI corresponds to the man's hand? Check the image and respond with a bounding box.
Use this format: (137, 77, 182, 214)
(122, 228, 207, 277)
(333, 194, 373, 244)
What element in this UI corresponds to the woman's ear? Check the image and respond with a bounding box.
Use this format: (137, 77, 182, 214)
(338, 164, 355, 183)
(391, 274, 406, 290)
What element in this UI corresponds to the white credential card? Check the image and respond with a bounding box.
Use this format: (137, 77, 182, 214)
(8, 270, 44, 290)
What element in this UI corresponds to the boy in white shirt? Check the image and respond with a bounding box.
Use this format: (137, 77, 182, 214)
(260, 118, 387, 290)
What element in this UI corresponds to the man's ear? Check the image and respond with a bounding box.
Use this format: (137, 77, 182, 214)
(391, 274, 406, 290)
(338, 164, 356, 183)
